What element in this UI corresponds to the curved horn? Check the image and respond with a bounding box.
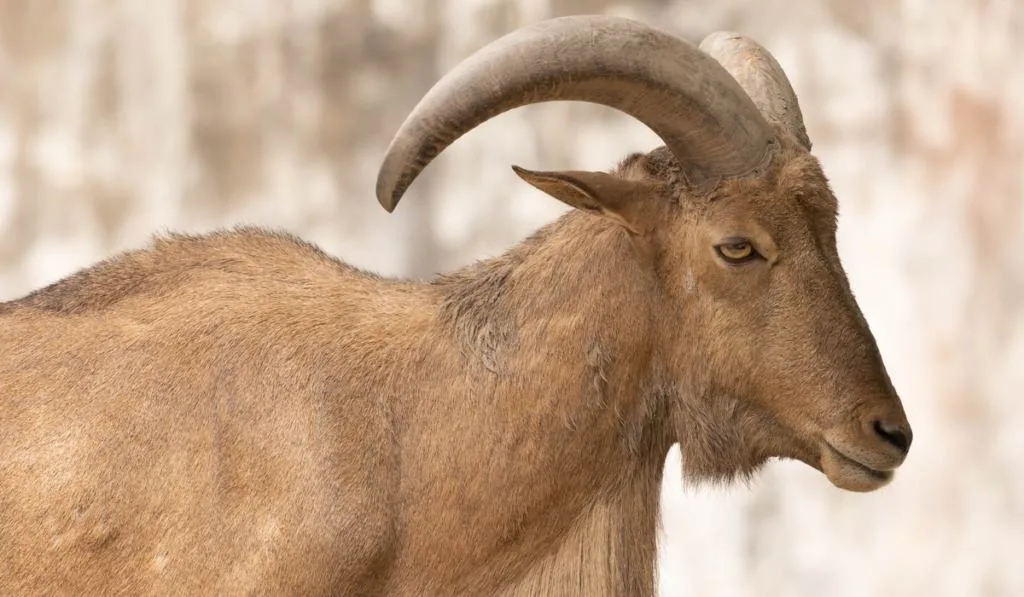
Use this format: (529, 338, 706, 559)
(376, 15, 777, 213)
(699, 32, 811, 150)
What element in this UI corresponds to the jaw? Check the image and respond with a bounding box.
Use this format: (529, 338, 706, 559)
(669, 391, 781, 486)
(666, 387, 900, 493)
(673, 420, 897, 493)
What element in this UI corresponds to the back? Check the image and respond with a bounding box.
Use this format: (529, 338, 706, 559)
(0, 228, 405, 595)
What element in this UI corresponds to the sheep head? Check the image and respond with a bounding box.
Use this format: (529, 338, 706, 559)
(375, 15, 912, 492)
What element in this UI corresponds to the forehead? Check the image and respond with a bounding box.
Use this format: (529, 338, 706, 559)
(629, 145, 838, 239)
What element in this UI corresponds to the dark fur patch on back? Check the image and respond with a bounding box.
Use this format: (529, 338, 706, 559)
(431, 223, 561, 373)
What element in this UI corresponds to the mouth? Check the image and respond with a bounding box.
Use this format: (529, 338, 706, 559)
(819, 442, 894, 492)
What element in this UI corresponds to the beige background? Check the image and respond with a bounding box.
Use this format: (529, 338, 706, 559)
(1, 1, 1021, 595)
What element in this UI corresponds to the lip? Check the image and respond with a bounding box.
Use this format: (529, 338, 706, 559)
(824, 443, 894, 483)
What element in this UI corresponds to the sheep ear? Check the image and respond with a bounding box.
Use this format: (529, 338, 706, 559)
(511, 165, 655, 234)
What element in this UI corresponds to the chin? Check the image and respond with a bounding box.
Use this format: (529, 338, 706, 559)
(819, 444, 896, 492)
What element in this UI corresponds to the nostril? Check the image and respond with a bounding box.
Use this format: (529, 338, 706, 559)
(873, 420, 912, 454)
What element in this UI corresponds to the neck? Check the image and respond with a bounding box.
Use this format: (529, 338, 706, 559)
(405, 212, 674, 595)
(495, 455, 668, 597)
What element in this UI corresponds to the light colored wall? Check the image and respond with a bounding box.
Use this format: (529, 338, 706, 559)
(1, 1, 1019, 595)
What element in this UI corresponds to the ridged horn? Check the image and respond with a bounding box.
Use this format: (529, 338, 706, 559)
(375, 15, 778, 213)
(699, 31, 811, 150)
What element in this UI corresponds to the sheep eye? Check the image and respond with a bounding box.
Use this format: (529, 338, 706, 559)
(715, 240, 759, 264)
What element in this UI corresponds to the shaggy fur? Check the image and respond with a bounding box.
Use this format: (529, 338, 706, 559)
(0, 133, 910, 595)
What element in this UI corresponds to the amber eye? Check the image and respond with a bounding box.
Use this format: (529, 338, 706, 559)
(715, 240, 759, 264)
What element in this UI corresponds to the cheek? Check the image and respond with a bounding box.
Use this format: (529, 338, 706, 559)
(698, 264, 768, 304)
(683, 267, 697, 294)
(696, 277, 773, 364)
(668, 259, 718, 302)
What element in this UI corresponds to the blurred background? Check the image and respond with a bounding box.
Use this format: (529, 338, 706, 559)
(1, 0, 1020, 595)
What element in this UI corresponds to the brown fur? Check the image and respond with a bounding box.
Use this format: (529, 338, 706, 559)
(0, 132, 910, 595)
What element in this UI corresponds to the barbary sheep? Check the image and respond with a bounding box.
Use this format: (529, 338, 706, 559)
(0, 15, 912, 597)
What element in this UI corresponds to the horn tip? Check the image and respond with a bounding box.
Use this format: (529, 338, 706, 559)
(375, 176, 401, 213)
(376, 147, 416, 212)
